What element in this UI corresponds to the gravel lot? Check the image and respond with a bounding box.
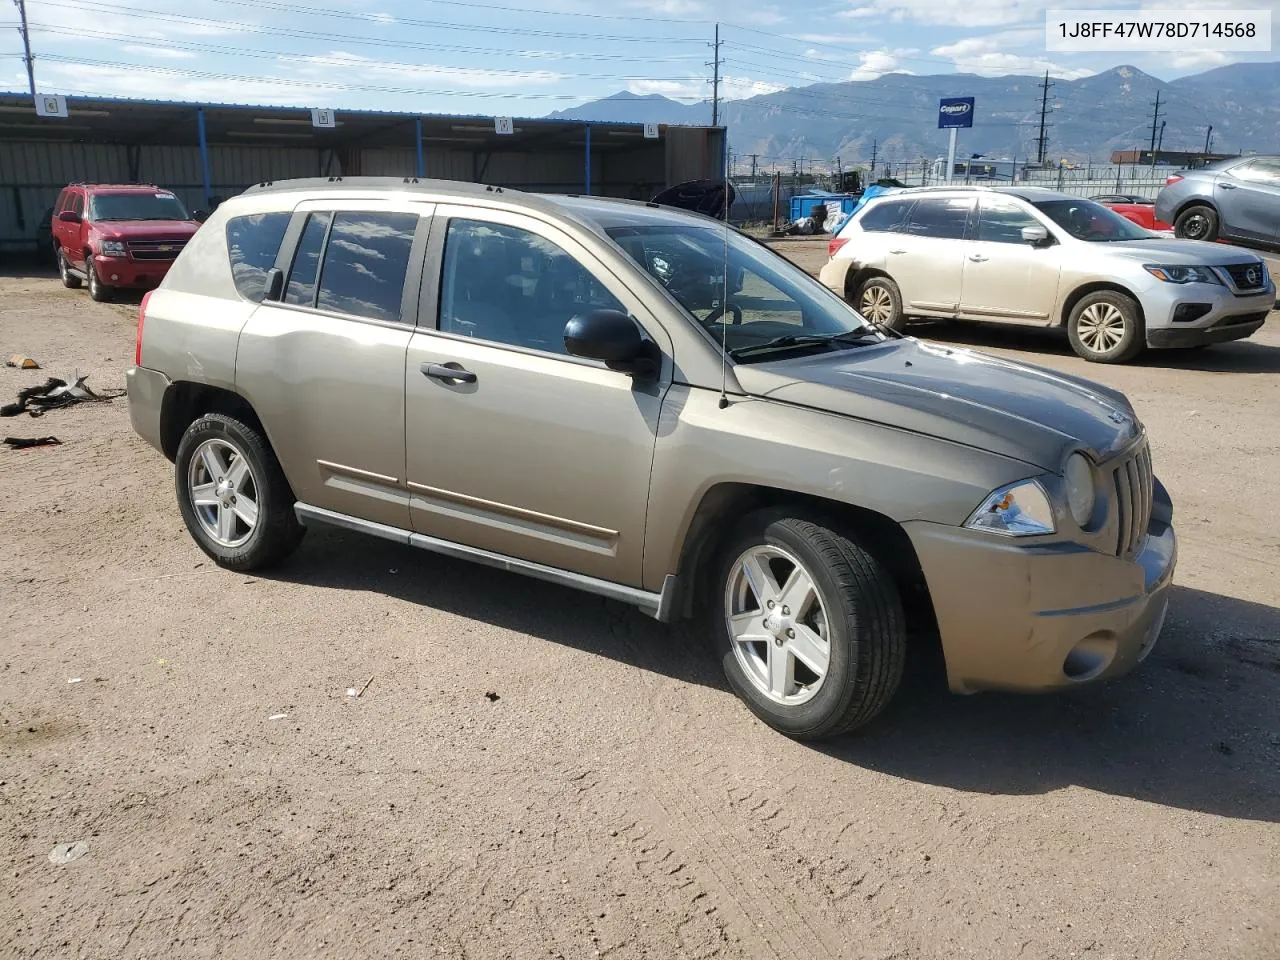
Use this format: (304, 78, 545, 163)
(2, 248, 1277, 960)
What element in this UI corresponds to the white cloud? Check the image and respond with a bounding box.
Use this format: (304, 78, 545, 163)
(848, 49, 917, 81)
(621, 0, 709, 13)
(942, 51, 1094, 78)
(743, 6, 788, 25)
(626, 78, 707, 100)
(721, 75, 790, 97)
(35, 61, 330, 106)
(1167, 50, 1235, 69)
(837, 0, 1118, 28)
(789, 33, 878, 46)
(118, 45, 199, 60)
(284, 51, 563, 88)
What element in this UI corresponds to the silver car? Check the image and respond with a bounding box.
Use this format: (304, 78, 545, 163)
(1155, 156, 1280, 248)
(821, 186, 1274, 363)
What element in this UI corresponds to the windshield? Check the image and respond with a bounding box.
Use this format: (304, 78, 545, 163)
(605, 222, 878, 362)
(89, 192, 191, 222)
(1032, 198, 1151, 242)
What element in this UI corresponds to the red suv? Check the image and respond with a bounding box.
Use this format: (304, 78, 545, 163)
(51, 183, 204, 302)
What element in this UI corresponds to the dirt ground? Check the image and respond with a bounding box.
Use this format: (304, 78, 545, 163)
(1, 249, 1277, 960)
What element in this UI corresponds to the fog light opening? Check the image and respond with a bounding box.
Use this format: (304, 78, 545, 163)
(1062, 634, 1117, 682)
(110, 274, 120, 282)
(1172, 303, 1212, 323)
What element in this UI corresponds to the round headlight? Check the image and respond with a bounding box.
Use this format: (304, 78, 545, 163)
(1064, 453, 1096, 528)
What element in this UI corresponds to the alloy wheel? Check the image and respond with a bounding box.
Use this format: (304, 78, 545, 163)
(1077, 302, 1127, 353)
(860, 285, 893, 324)
(724, 545, 831, 706)
(187, 438, 259, 548)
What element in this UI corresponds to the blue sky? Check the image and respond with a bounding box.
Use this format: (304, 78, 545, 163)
(4, 0, 1278, 115)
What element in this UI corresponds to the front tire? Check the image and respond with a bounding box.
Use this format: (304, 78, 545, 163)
(57, 249, 82, 289)
(710, 510, 907, 740)
(1174, 204, 1219, 242)
(174, 413, 304, 571)
(86, 260, 112, 302)
(1067, 290, 1144, 364)
(854, 275, 905, 331)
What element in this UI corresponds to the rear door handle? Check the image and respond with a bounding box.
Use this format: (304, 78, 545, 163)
(968, 254, 989, 262)
(888, 248, 907, 255)
(421, 362, 477, 384)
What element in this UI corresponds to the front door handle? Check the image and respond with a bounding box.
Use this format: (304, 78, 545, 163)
(888, 248, 907, 255)
(421, 362, 477, 384)
(968, 254, 989, 262)
(1220, 182, 1237, 189)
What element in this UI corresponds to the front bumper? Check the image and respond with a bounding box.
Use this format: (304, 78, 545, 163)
(1141, 276, 1274, 349)
(126, 365, 171, 457)
(905, 511, 1177, 694)
(92, 253, 175, 289)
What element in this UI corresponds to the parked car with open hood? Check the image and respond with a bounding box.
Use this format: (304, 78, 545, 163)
(128, 177, 1176, 740)
(821, 185, 1273, 363)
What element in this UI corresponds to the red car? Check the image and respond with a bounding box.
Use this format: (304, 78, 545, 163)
(51, 183, 204, 302)
(1090, 193, 1172, 232)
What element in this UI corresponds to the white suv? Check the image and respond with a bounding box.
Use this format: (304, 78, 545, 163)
(819, 185, 1274, 363)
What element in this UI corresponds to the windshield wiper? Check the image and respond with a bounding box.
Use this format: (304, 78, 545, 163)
(728, 330, 881, 360)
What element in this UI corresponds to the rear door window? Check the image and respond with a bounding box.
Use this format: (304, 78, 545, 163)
(858, 199, 912, 233)
(315, 211, 420, 322)
(284, 212, 331, 307)
(226, 212, 291, 302)
(903, 197, 973, 240)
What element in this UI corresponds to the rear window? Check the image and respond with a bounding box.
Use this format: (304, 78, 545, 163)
(226, 212, 291, 302)
(89, 191, 190, 222)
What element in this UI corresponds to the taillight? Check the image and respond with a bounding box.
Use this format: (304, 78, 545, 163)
(135, 290, 152, 367)
(1165, 174, 1183, 186)
(828, 236, 849, 258)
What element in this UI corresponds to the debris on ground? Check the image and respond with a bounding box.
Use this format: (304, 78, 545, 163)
(1, 372, 124, 418)
(4, 436, 62, 449)
(49, 841, 90, 865)
(484, 691, 500, 702)
(6, 354, 40, 369)
(347, 677, 375, 699)
(268, 713, 289, 721)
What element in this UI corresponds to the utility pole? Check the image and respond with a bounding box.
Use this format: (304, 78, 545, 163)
(868, 139, 878, 181)
(749, 153, 757, 177)
(709, 23, 722, 128)
(1148, 89, 1163, 157)
(1152, 120, 1165, 168)
(14, 0, 36, 96)
(1204, 125, 1214, 155)
(1035, 71, 1054, 165)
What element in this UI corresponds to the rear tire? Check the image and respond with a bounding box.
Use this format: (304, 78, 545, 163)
(174, 413, 304, 572)
(57, 249, 82, 289)
(709, 510, 907, 740)
(1174, 204, 1219, 243)
(853, 275, 905, 331)
(86, 260, 113, 302)
(1067, 290, 1144, 364)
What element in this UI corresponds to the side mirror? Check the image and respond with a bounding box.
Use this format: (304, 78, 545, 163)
(57, 210, 80, 224)
(192, 209, 209, 223)
(564, 309, 657, 377)
(1022, 225, 1051, 246)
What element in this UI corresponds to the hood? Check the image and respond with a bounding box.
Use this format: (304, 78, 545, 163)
(1092, 237, 1263, 266)
(734, 338, 1143, 470)
(91, 220, 200, 240)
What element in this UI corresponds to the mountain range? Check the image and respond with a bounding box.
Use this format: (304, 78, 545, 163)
(548, 63, 1280, 166)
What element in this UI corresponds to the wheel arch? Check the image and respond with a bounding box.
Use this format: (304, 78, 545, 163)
(669, 481, 939, 648)
(843, 265, 895, 302)
(159, 382, 267, 463)
(1059, 281, 1146, 329)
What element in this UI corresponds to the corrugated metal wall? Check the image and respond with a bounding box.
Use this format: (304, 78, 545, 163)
(1, 132, 718, 251)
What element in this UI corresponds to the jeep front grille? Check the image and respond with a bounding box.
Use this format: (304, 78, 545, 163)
(1112, 441, 1154, 559)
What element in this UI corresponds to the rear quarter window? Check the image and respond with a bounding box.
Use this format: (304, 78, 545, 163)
(226, 212, 291, 302)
